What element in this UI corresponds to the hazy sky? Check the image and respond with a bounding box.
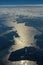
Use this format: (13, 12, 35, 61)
(0, 0, 43, 5)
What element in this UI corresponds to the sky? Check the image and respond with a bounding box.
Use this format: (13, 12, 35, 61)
(0, 0, 43, 5)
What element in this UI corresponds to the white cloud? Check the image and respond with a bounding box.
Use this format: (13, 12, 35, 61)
(0, 6, 43, 17)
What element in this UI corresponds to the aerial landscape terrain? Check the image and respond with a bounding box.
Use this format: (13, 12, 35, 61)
(0, 5, 43, 65)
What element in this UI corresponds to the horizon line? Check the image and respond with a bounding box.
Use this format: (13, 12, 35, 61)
(0, 4, 43, 7)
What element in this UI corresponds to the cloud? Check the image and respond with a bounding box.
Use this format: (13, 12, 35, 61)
(0, 5, 43, 17)
(0, 6, 43, 65)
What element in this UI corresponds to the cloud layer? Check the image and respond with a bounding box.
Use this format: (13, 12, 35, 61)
(0, 6, 43, 65)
